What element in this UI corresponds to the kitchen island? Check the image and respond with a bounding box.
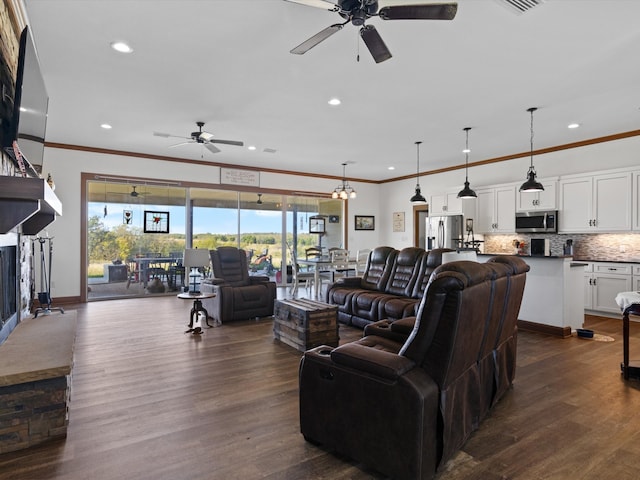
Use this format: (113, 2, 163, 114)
(479, 254, 586, 337)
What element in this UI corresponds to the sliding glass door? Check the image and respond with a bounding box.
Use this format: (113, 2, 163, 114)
(86, 179, 344, 300)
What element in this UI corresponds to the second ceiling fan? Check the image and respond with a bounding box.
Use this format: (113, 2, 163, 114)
(284, 0, 458, 63)
(153, 122, 244, 154)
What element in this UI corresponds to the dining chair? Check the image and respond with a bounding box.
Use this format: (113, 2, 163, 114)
(288, 244, 316, 297)
(354, 248, 371, 275)
(329, 248, 353, 282)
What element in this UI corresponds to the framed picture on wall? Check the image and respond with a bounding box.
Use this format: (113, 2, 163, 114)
(143, 210, 170, 233)
(309, 216, 326, 234)
(355, 215, 375, 231)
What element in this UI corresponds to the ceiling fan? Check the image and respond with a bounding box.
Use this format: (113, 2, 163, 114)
(128, 185, 145, 197)
(284, 0, 458, 63)
(153, 121, 244, 154)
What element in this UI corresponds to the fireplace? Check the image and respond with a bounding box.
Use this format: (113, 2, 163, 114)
(0, 243, 18, 344)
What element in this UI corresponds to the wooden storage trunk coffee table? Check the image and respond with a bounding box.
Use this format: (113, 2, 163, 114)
(273, 298, 339, 352)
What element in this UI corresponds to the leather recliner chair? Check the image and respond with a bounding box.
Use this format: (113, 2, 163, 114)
(201, 246, 276, 323)
(299, 256, 529, 480)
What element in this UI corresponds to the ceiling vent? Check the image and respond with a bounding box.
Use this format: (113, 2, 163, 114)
(494, 0, 545, 14)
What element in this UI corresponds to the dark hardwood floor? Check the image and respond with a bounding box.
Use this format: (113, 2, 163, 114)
(1, 299, 640, 479)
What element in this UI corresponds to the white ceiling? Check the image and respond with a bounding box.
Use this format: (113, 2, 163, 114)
(22, 0, 640, 183)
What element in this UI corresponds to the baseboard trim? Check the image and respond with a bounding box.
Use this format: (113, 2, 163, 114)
(51, 296, 82, 306)
(517, 319, 572, 338)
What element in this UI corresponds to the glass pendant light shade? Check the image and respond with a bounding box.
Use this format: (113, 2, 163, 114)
(519, 107, 545, 193)
(457, 127, 477, 199)
(410, 141, 427, 204)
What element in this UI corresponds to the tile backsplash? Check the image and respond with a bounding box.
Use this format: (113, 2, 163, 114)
(484, 233, 640, 262)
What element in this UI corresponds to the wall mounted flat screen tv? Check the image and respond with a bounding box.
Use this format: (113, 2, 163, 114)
(3, 26, 48, 174)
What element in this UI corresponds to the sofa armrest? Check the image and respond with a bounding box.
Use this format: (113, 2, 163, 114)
(249, 275, 270, 284)
(331, 276, 363, 288)
(330, 342, 415, 380)
(202, 278, 225, 286)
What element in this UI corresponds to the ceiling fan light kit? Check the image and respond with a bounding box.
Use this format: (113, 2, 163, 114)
(410, 141, 427, 205)
(285, 0, 458, 63)
(457, 127, 477, 199)
(519, 107, 545, 193)
(332, 162, 356, 199)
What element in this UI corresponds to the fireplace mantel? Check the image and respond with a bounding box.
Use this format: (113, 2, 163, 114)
(0, 176, 62, 235)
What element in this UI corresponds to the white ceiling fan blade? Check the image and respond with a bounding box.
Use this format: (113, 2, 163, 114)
(210, 139, 244, 147)
(154, 131, 192, 140)
(168, 141, 196, 148)
(204, 143, 221, 154)
(283, 0, 338, 11)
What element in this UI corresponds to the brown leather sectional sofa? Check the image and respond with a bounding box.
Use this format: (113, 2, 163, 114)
(325, 246, 453, 328)
(300, 255, 530, 480)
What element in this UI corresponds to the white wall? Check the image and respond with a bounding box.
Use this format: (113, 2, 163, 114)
(41, 135, 640, 299)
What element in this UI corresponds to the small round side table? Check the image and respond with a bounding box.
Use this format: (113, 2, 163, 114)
(177, 292, 216, 332)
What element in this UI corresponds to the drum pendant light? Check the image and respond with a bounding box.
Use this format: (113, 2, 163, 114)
(519, 107, 544, 192)
(457, 127, 477, 199)
(410, 141, 427, 204)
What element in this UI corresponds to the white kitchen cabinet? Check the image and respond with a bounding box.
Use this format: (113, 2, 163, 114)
(584, 262, 632, 314)
(475, 184, 516, 233)
(634, 265, 640, 291)
(429, 191, 463, 216)
(516, 179, 557, 212)
(559, 171, 632, 233)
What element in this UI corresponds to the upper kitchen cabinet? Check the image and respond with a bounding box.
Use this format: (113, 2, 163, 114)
(429, 191, 463, 216)
(516, 179, 557, 212)
(559, 171, 632, 233)
(475, 184, 516, 234)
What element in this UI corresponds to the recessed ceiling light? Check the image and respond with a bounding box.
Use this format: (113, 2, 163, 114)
(328, 98, 341, 106)
(568, 123, 580, 129)
(248, 145, 256, 151)
(100, 124, 112, 129)
(388, 166, 395, 170)
(110, 41, 133, 53)
(462, 148, 471, 153)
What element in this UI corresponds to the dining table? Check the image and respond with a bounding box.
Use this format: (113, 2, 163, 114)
(297, 256, 356, 299)
(129, 257, 178, 288)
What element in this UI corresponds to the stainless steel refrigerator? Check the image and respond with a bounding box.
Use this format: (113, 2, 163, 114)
(426, 215, 463, 250)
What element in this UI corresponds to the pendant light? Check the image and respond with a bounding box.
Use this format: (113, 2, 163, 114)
(519, 107, 544, 192)
(410, 141, 427, 204)
(457, 127, 477, 199)
(331, 162, 356, 199)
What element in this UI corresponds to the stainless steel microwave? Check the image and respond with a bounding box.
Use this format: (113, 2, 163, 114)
(515, 210, 558, 233)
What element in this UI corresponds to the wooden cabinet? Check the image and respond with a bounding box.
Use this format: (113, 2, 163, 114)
(584, 262, 632, 314)
(475, 184, 516, 234)
(429, 191, 463, 216)
(559, 171, 632, 233)
(516, 179, 557, 212)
